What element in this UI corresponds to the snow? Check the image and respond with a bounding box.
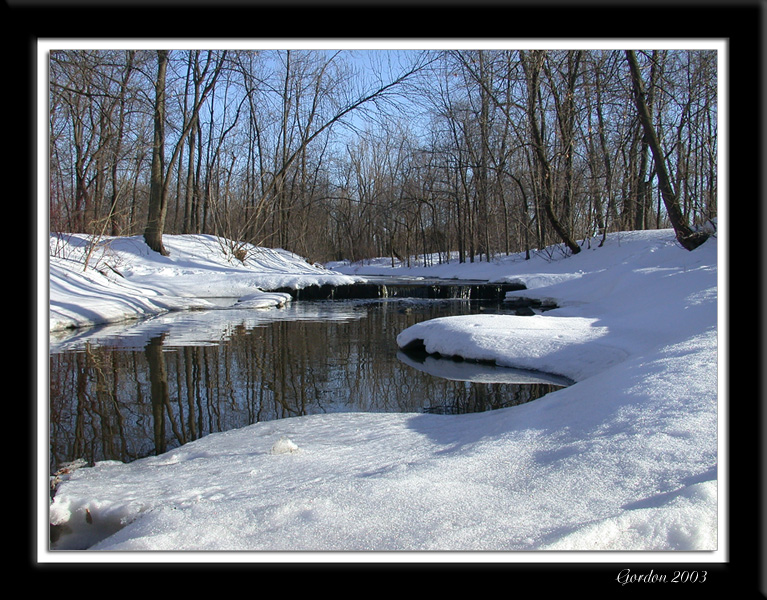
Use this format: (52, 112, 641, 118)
(42, 227, 723, 563)
(48, 233, 361, 331)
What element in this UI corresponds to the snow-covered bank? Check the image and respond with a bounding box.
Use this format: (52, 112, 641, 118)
(396, 229, 718, 384)
(44, 228, 722, 559)
(48, 233, 360, 331)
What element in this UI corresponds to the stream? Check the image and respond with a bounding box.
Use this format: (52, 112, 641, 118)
(49, 294, 568, 475)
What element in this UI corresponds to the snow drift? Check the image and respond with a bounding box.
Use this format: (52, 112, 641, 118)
(48, 232, 360, 331)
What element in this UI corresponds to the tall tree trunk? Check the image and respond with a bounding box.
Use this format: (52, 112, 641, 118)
(477, 50, 491, 261)
(545, 50, 582, 238)
(108, 50, 134, 235)
(625, 50, 708, 251)
(144, 49, 170, 255)
(144, 50, 227, 253)
(520, 50, 581, 255)
(594, 53, 614, 246)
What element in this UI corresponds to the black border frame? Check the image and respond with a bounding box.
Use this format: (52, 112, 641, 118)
(12, 0, 762, 594)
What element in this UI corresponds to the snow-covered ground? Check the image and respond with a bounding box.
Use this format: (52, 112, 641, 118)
(42, 227, 723, 563)
(48, 233, 361, 331)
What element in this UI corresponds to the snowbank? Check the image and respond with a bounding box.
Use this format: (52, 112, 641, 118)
(396, 230, 718, 382)
(397, 314, 627, 383)
(44, 228, 722, 560)
(48, 233, 360, 331)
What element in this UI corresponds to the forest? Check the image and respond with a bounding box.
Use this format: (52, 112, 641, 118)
(48, 47, 717, 266)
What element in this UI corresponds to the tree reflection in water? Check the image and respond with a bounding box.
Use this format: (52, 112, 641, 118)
(49, 300, 566, 473)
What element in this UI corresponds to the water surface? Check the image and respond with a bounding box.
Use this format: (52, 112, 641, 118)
(49, 299, 566, 473)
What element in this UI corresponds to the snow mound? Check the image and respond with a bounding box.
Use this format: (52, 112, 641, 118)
(397, 314, 627, 382)
(270, 436, 300, 454)
(48, 233, 360, 331)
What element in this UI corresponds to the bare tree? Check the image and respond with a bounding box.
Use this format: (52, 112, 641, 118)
(50, 48, 717, 265)
(144, 50, 170, 255)
(625, 50, 709, 251)
(520, 50, 581, 255)
(144, 50, 228, 255)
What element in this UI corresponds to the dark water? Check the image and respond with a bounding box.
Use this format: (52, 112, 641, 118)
(49, 298, 568, 474)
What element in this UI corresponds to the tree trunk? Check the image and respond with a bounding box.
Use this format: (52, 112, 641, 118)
(144, 50, 170, 255)
(520, 50, 581, 255)
(625, 50, 708, 251)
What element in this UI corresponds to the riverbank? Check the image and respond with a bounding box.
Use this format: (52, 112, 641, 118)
(43, 227, 722, 558)
(48, 232, 361, 331)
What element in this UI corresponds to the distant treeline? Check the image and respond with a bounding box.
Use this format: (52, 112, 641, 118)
(49, 48, 717, 263)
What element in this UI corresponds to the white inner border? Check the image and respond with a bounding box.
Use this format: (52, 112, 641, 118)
(37, 38, 728, 566)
